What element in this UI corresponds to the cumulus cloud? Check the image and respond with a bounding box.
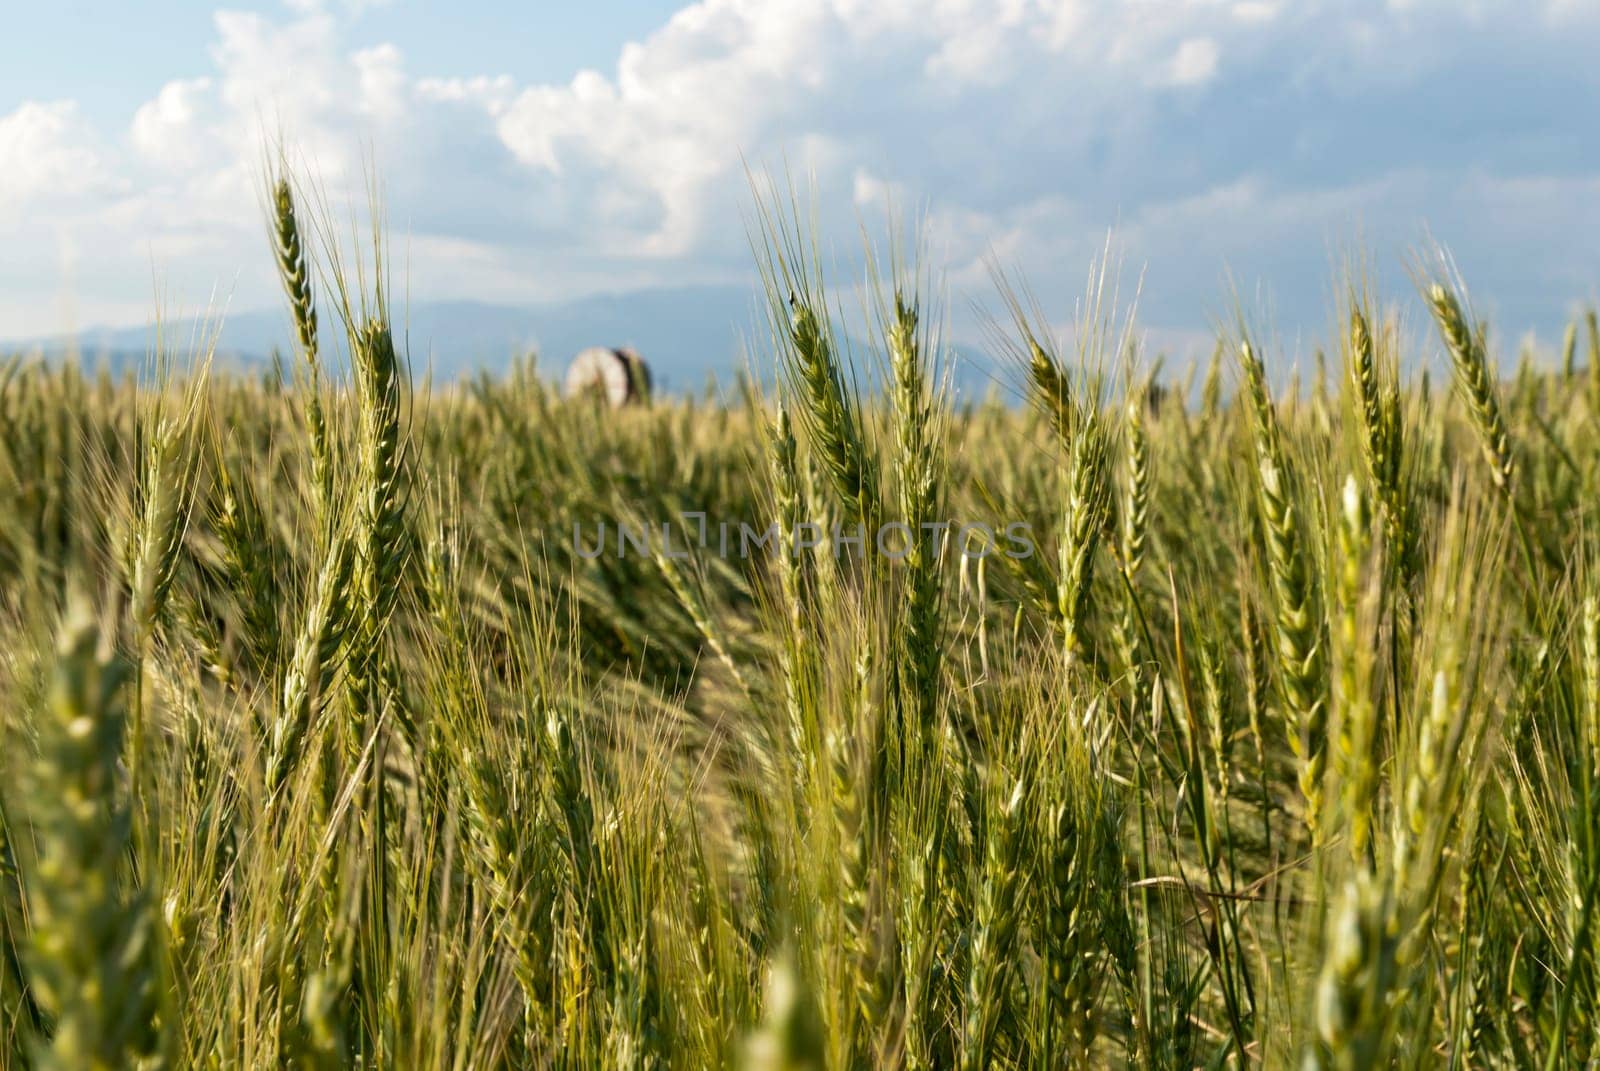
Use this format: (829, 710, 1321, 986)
(1167, 37, 1220, 86)
(2, 0, 1599, 351)
(0, 100, 114, 208)
(131, 78, 217, 171)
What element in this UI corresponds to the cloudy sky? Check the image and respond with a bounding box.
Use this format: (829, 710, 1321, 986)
(3, 0, 1598, 361)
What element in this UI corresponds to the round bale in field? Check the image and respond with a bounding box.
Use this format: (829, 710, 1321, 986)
(564, 346, 651, 407)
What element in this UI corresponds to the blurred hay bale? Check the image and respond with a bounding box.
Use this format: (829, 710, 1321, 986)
(564, 346, 652, 407)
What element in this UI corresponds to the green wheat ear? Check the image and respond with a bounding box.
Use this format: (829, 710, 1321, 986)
(23, 603, 167, 1070)
(785, 296, 881, 531)
(888, 287, 946, 743)
(271, 172, 331, 506)
(273, 177, 318, 361)
(1240, 336, 1328, 842)
(1425, 282, 1516, 498)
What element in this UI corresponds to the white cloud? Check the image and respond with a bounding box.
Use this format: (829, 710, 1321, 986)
(1232, 2, 1281, 22)
(484, 0, 1271, 264)
(1168, 36, 1220, 86)
(354, 44, 407, 122)
(286, 0, 391, 13)
(131, 78, 217, 171)
(0, 101, 112, 208)
(416, 75, 515, 109)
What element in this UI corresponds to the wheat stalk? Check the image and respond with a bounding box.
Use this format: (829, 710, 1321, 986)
(1241, 336, 1329, 842)
(785, 298, 880, 532)
(1332, 476, 1380, 861)
(21, 604, 168, 1069)
(889, 290, 946, 744)
(272, 174, 332, 505)
(960, 775, 1028, 1071)
(1426, 282, 1516, 498)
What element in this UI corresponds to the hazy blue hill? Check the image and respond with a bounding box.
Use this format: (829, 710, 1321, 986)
(5, 283, 1009, 400)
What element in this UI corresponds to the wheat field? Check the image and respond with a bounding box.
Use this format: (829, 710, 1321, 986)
(1, 175, 1598, 1069)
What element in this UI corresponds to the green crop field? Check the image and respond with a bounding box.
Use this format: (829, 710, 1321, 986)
(2, 173, 1598, 1069)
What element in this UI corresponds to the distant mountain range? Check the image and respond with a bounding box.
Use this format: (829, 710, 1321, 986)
(4, 283, 1013, 400)
(5, 285, 762, 392)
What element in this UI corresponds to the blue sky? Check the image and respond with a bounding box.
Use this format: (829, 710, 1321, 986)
(0, 2, 687, 127)
(3, 0, 1599, 363)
